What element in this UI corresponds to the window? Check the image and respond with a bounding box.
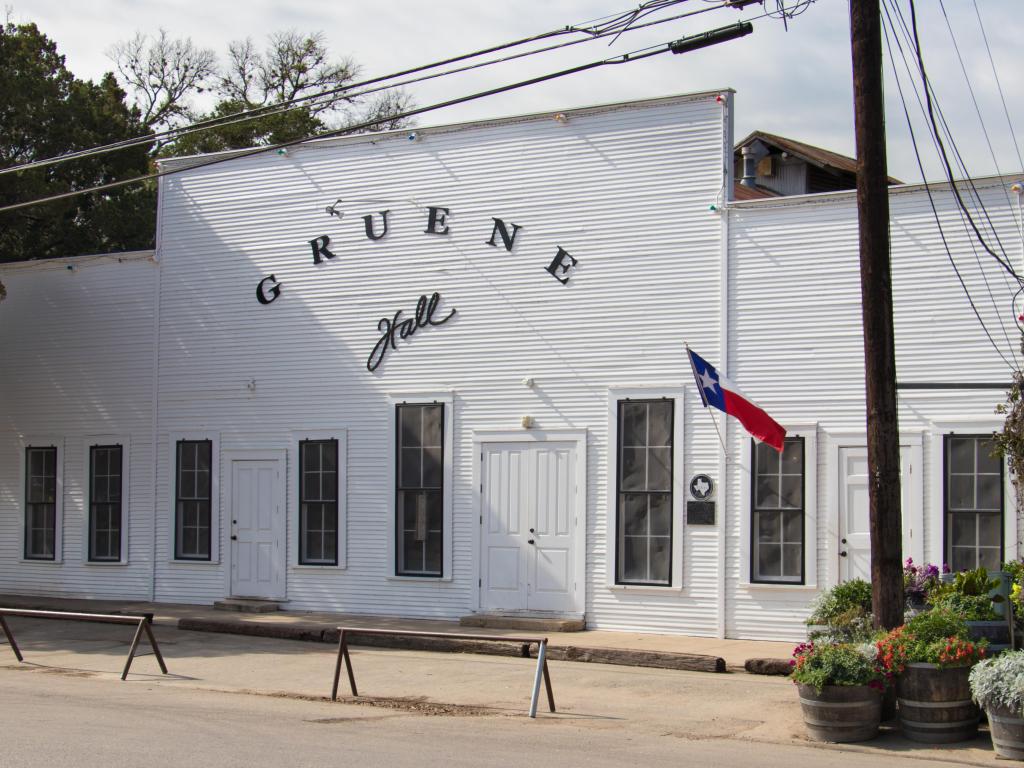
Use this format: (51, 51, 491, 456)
(175, 440, 212, 560)
(299, 439, 338, 565)
(751, 437, 804, 584)
(89, 445, 123, 562)
(616, 399, 673, 585)
(396, 403, 444, 576)
(946, 435, 1003, 572)
(25, 446, 57, 560)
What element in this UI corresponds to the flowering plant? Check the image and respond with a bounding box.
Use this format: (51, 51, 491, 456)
(790, 641, 886, 693)
(876, 609, 986, 677)
(903, 558, 944, 603)
(970, 650, 1024, 716)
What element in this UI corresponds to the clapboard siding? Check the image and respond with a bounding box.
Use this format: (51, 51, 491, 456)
(0, 254, 156, 600)
(152, 94, 729, 622)
(726, 178, 1019, 640)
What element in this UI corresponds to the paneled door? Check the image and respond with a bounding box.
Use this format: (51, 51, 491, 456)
(230, 457, 286, 599)
(481, 442, 577, 614)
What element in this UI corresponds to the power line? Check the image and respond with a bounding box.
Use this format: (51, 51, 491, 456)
(0, 22, 755, 216)
(0, 0, 730, 178)
(972, 0, 1024, 176)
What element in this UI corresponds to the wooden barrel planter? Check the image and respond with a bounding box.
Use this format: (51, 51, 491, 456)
(796, 683, 882, 743)
(896, 663, 979, 743)
(987, 704, 1024, 760)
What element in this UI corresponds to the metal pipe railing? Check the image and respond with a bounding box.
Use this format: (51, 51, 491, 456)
(0, 607, 169, 680)
(331, 627, 555, 718)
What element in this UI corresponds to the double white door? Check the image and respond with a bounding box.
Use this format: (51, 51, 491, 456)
(481, 442, 578, 614)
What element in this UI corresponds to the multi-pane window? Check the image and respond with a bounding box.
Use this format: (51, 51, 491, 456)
(89, 445, 123, 562)
(175, 440, 212, 561)
(396, 404, 444, 576)
(946, 435, 1003, 572)
(752, 437, 804, 584)
(617, 399, 673, 585)
(24, 446, 57, 560)
(300, 439, 338, 565)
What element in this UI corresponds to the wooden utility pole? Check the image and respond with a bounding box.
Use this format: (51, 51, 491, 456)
(850, 0, 904, 630)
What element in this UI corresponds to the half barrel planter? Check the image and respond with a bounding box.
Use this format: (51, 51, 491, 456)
(796, 683, 882, 743)
(986, 704, 1024, 760)
(897, 663, 979, 743)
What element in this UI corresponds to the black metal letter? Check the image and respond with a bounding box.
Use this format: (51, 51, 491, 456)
(424, 206, 451, 235)
(545, 247, 578, 285)
(485, 218, 522, 252)
(256, 274, 281, 305)
(363, 210, 390, 241)
(309, 235, 336, 264)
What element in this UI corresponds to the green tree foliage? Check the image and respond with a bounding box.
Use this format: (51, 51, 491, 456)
(0, 21, 155, 262)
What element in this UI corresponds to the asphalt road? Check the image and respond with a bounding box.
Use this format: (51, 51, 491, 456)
(0, 670, 988, 768)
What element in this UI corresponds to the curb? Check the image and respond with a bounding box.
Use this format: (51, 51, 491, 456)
(176, 618, 726, 673)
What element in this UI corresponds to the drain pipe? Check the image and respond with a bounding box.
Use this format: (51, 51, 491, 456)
(148, 177, 165, 603)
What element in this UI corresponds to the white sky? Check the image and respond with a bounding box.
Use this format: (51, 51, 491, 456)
(12, 0, 1024, 184)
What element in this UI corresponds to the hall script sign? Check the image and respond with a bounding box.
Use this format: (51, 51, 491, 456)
(254, 203, 582, 372)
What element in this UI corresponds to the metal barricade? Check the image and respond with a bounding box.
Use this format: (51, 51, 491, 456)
(0, 608, 169, 680)
(331, 627, 555, 718)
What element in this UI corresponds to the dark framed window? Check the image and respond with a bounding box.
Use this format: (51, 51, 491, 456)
(299, 439, 338, 565)
(945, 435, 1003, 572)
(89, 445, 123, 562)
(751, 437, 804, 584)
(24, 446, 57, 560)
(396, 403, 444, 576)
(175, 440, 212, 561)
(616, 399, 674, 585)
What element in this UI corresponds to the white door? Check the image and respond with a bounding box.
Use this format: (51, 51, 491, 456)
(230, 458, 286, 599)
(481, 442, 577, 613)
(839, 446, 914, 582)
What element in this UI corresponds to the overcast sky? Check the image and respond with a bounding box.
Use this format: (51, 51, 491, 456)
(12, 0, 1024, 184)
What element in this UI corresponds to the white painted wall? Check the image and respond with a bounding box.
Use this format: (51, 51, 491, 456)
(0, 253, 157, 599)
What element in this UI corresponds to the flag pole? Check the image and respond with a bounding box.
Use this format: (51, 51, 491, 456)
(685, 342, 731, 463)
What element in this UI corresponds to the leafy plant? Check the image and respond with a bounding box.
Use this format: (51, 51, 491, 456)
(807, 579, 873, 625)
(970, 650, 1024, 716)
(929, 567, 1003, 621)
(790, 641, 885, 693)
(903, 558, 945, 603)
(876, 609, 985, 676)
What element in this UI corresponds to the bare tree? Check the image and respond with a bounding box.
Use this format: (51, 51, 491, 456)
(109, 30, 216, 130)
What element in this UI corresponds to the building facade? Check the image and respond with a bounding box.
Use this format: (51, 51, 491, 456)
(1, 92, 1018, 641)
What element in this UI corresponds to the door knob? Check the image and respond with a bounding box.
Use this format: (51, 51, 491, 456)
(231, 535, 238, 541)
(840, 550, 847, 557)
(528, 539, 535, 545)
(841, 538, 847, 544)
(529, 528, 535, 534)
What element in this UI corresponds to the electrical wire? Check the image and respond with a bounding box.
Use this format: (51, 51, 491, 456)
(972, 0, 1024, 176)
(0, 0, 726, 177)
(0, 23, 753, 215)
(881, 0, 1018, 371)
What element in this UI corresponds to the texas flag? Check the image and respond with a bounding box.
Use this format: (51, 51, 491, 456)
(687, 347, 786, 453)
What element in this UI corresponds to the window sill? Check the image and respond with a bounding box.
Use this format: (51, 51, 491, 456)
(291, 564, 347, 572)
(84, 560, 129, 567)
(742, 582, 819, 591)
(385, 575, 453, 583)
(607, 584, 687, 596)
(19, 558, 62, 565)
(167, 559, 221, 567)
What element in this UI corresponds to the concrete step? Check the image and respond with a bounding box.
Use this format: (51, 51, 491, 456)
(213, 598, 283, 613)
(459, 614, 586, 632)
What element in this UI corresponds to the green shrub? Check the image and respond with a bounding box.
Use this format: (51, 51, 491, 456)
(791, 642, 884, 693)
(928, 567, 1003, 621)
(807, 579, 873, 625)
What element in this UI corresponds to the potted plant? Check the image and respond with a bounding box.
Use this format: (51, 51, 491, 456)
(970, 650, 1024, 760)
(930, 567, 1009, 652)
(790, 640, 885, 743)
(805, 579, 873, 641)
(878, 609, 987, 743)
(903, 558, 944, 612)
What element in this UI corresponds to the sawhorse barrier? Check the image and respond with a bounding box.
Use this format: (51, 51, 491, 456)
(331, 627, 556, 718)
(0, 608, 169, 681)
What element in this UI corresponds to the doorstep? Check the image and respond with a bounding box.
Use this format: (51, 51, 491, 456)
(213, 597, 284, 613)
(458, 613, 585, 632)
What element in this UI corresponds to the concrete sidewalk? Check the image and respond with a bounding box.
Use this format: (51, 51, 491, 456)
(0, 593, 795, 673)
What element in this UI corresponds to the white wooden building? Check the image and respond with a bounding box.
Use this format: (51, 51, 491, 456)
(1, 92, 1018, 641)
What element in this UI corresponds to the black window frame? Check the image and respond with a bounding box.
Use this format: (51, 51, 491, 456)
(750, 436, 806, 585)
(298, 438, 339, 566)
(395, 403, 445, 577)
(615, 398, 675, 586)
(24, 445, 58, 561)
(174, 439, 213, 562)
(88, 444, 124, 563)
(943, 434, 1004, 572)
